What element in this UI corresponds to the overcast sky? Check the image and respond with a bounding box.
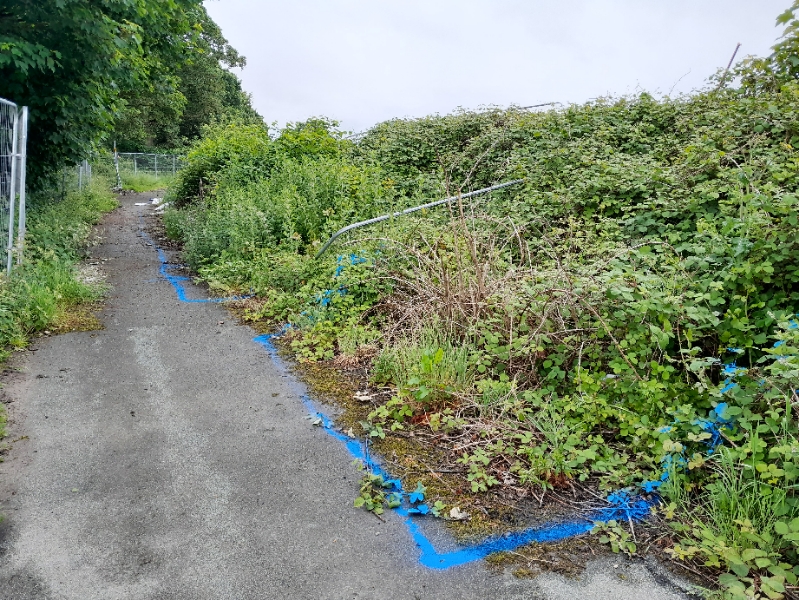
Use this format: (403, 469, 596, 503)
(204, 0, 790, 133)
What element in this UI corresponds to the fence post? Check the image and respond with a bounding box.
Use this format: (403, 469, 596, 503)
(15, 106, 27, 265)
(113, 142, 121, 189)
(134, 156, 137, 175)
(172, 155, 176, 175)
(5, 107, 19, 276)
(78, 162, 83, 191)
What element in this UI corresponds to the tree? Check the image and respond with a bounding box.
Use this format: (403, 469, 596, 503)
(0, 0, 206, 185)
(737, 1, 799, 93)
(113, 5, 263, 152)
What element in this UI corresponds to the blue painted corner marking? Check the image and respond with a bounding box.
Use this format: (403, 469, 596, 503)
(138, 214, 247, 303)
(253, 333, 657, 570)
(141, 213, 799, 568)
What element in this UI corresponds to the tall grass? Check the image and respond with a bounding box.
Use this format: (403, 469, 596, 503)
(119, 170, 174, 192)
(0, 177, 116, 363)
(696, 448, 793, 551)
(371, 323, 473, 395)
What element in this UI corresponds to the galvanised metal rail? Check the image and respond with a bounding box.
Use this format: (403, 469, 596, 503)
(314, 178, 526, 259)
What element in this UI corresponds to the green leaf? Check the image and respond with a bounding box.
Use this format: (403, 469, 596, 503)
(741, 548, 767, 562)
(730, 562, 750, 578)
(719, 573, 746, 590)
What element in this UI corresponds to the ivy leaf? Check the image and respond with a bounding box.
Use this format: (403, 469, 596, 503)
(408, 482, 426, 504)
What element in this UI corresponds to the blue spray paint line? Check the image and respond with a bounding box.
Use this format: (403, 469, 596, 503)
(252, 332, 657, 570)
(137, 214, 248, 304)
(406, 490, 655, 570)
(334, 253, 368, 277)
(644, 325, 799, 494)
(136, 214, 658, 567)
(720, 325, 798, 393)
(315, 253, 368, 307)
(642, 403, 733, 493)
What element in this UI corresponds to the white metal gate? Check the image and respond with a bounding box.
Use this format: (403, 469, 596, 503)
(0, 97, 28, 276)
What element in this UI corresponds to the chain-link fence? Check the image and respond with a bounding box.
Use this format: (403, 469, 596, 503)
(0, 98, 28, 276)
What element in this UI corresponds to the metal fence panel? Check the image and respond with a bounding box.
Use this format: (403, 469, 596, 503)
(0, 99, 17, 271)
(117, 152, 184, 176)
(16, 107, 28, 264)
(0, 97, 27, 275)
(0, 98, 28, 275)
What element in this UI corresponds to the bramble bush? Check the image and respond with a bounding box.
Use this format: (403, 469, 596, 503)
(165, 5, 799, 595)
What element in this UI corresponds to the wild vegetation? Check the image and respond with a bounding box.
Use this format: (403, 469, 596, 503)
(117, 170, 175, 193)
(0, 177, 116, 441)
(0, 179, 116, 359)
(162, 4, 799, 596)
(0, 0, 260, 187)
(2, 0, 793, 595)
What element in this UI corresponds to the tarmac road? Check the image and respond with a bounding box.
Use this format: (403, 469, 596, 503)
(0, 193, 692, 599)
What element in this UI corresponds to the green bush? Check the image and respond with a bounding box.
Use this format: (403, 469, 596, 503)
(169, 122, 273, 206)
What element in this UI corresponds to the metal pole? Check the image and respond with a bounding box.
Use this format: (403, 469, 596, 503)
(78, 162, 83, 191)
(6, 108, 19, 276)
(15, 106, 27, 265)
(113, 141, 121, 189)
(134, 156, 137, 174)
(172, 155, 176, 175)
(154, 154, 158, 178)
(315, 178, 526, 259)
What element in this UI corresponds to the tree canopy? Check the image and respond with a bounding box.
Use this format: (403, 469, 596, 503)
(114, 5, 263, 152)
(0, 0, 262, 185)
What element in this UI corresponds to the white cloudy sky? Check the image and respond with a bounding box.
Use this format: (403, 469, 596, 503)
(205, 0, 790, 133)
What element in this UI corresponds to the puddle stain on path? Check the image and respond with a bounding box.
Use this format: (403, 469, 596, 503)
(138, 212, 654, 570)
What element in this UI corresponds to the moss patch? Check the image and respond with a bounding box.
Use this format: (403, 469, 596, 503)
(485, 536, 609, 578)
(50, 302, 104, 334)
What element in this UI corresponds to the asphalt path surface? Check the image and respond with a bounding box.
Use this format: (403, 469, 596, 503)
(0, 193, 692, 599)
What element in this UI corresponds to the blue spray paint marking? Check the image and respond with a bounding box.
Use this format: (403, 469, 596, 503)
(314, 253, 369, 308)
(137, 214, 247, 303)
(642, 403, 733, 493)
(139, 205, 799, 566)
(137, 217, 657, 569)
(334, 253, 368, 277)
(252, 332, 657, 570)
(643, 323, 799, 493)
